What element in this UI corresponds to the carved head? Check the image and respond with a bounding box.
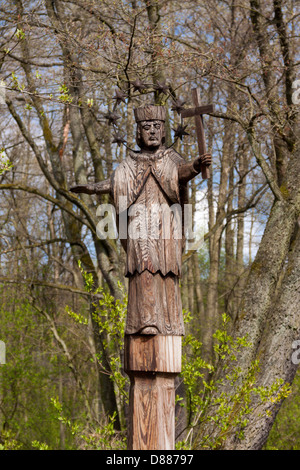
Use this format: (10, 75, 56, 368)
(134, 105, 166, 150)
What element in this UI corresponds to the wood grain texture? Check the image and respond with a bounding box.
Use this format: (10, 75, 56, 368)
(124, 335, 182, 373)
(111, 148, 186, 275)
(126, 270, 184, 336)
(191, 88, 210, 179)
(180, 104, 214, 118)
(134, 105, 166, 122)
(125, 335, 181, 449)
(111, 146, 189, 335)
(127, 373, 177, 450)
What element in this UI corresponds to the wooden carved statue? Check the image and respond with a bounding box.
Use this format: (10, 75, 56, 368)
(70, 104, 211, 336)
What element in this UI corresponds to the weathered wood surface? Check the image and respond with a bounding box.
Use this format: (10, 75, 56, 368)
(127, 373, 177, 450)
(70, 103, 211, 335)
(69, 103, 211, 450)
(125, 335, 181, 450)
(192, 88, 210, 180)
(125, 335, 182, 373)
(180, 88, 213, 179)
(180, 104, 214, 118)
(126, 270, 184, 336)
(134, 104, 166, 122)
(111, 146, 189, 335)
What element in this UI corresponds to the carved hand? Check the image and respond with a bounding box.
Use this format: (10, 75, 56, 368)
(193, 153, 212, 172)
(69, 184, 97, 194)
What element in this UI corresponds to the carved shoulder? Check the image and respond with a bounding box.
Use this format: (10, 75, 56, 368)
(166, 148, 186, 166)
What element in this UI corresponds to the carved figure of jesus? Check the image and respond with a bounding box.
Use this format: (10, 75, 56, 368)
(70, 105, 211, 336)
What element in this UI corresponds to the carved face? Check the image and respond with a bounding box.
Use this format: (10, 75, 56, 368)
(138, 120, 165, 150)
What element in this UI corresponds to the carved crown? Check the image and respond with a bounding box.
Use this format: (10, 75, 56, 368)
(134, 105, 166, 122)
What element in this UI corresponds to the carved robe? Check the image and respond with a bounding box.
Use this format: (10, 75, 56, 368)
(110, 147, 189, 335)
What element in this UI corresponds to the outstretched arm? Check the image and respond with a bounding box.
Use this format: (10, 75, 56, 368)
(69, 179, 111, 195)
(178, 153, 211, 184)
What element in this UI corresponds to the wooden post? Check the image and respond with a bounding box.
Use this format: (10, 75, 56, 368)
(124, 335, 182, 450)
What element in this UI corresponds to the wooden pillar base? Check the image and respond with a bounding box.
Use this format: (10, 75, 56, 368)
(124, 335, 182, 450)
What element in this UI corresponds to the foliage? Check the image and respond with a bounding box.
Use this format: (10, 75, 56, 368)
(177, 313, 291, 450)
(0, 287, 71, 449)
(0, 149, 13, 175)
(0, 430, 22, 450)
(58, 85, 73, 104)
(0, 278, 128, 450)
(76, 261, 129, 407)
(0, 282, 294, 451)
(49, 397, 126, 450)
(54, 262, 129, 448)
(0, 0, 299, 450)
(92, 292, 129, 409)
(265, 371, 300, 450)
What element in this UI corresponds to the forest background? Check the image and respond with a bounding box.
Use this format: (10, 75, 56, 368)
(0, 0, 299, 450)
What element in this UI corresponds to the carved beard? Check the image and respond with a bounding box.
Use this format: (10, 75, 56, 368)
(136, 122, 166, 149)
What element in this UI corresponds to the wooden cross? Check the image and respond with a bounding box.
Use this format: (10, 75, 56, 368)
(180, 88, 214, 179)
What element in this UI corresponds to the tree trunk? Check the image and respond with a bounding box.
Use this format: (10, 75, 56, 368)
(196, 134, 300, 449)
